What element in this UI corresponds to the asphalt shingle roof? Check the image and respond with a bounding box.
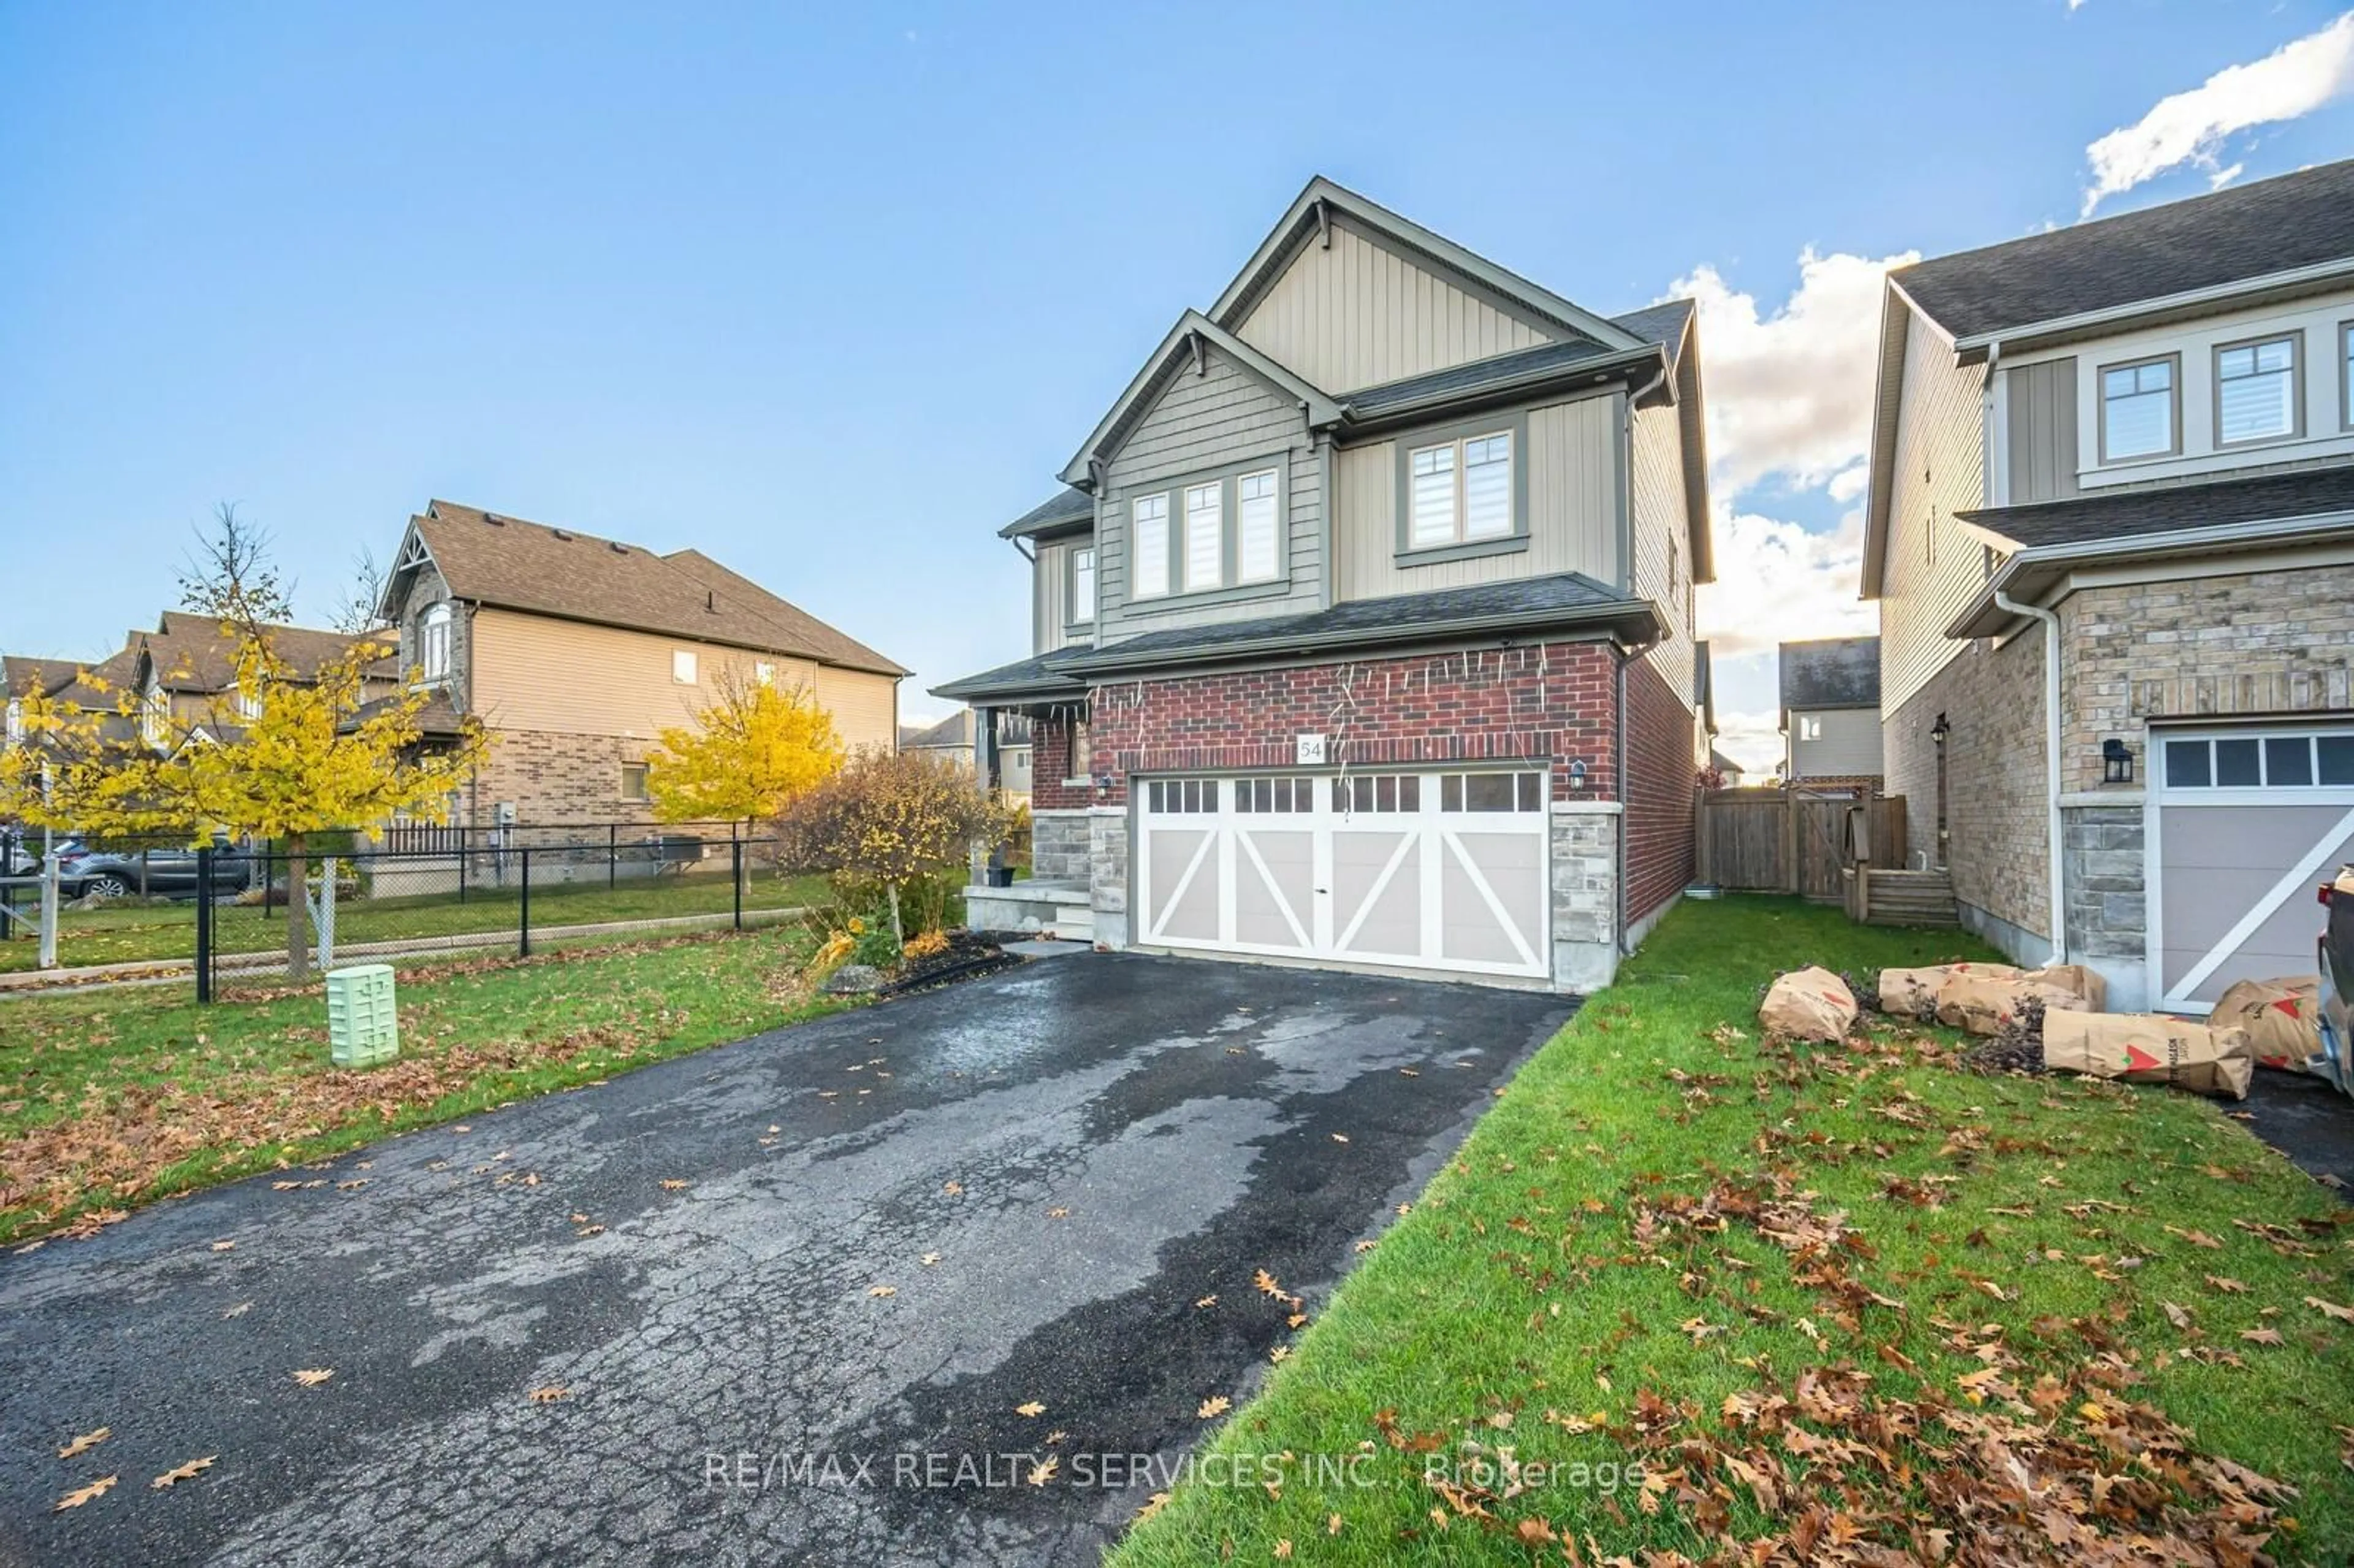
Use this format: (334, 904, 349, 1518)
(1000, 489, 1095, 540)
(143, 614, 383, 693)
(412, 501, 907, 677)
(1959, 462, 2354, 550)
(2, 657, 83, 699)
(1894, 159, 2354, 341)
(1779, 636, 1880, 710)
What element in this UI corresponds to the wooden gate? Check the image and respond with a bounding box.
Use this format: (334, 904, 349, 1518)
(1696, 789, 1906, 903)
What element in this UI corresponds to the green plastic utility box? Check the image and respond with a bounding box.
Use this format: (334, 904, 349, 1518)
(326, 964, 399, 1068)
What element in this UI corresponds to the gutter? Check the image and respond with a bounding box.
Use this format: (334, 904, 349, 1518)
(1338, 344, 1664, 436)
(1073, 599, 1664, 679)
(1994, 587, 2066, 965)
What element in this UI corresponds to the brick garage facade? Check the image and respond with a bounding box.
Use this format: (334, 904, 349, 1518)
(1882, 633, 2050, 954)
(1015, 636, 1701, 989)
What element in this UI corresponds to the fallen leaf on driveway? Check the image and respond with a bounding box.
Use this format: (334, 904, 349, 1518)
(575, 1225, 605, 1238)
(53, 1475, 115, 1510)
(1354, 1240, 1376, 1253)
(1027, 1456, 1058, 1486)
(660, 1179, 689, 1192)
(942, 1181, 963, 1197)
(1271, 1346, 1290, 1363)
(1331, 1133, 1350, 1144)
(1195, 1295, 1217, 1308)
(292, 1369, 335, 1387)
(920, 1252, 941, 1266)
(528, 1387, 571, 1403)
(210, 1240, 235, 1252)
(1015, 1401, 1045, 1418)
(1136, 1491, 1171, 1520)
(57, 1428, 109, 1460)
(150, 1456, 215, 1490)
(1046, 1207, 1070, 1219)
(222, 1301, 251, 1319)
(1197, 1396, 1231, 1419)
(868, 1285, 897, 1298)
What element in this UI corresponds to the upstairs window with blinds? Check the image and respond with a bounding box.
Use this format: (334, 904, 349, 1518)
(1236, 469, 1279, 582)
(1070, 547, 1095, 621)
(2215, 335, 2299, 445)
(419, 602, 453, 682)
(1183, 482, 1222, 592)
(2098, 355, 2177, 462)
(1407, 430, 1514, 547)
(1132, 495, 1170, 598)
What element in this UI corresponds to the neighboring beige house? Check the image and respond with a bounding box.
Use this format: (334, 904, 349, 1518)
(128, 613, 392, 750)
(1779, 636, 1883, 790)
(374, 500, 905, 828)
(900, 710, 1033, 797)
(938, 176, 1713, 992)
(1862, 158, 2354, 1012)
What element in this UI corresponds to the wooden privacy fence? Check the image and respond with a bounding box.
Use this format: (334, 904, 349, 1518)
(1695, 788, 1907, 904)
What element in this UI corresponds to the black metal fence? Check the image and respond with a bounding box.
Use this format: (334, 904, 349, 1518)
(0, 821, 814, 999)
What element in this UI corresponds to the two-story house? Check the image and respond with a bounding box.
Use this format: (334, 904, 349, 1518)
(1779, 636, 1883, 790)
(937, 178, 1712, 992)
(372, 500, 906, 829)
(128, 613, 391, 751)
(1862, 158, 2354, 1012)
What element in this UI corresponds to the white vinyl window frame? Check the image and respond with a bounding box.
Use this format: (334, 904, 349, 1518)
(1235, 469, 1279, 584)
(4, 699, 20, 747)
(1183, 481, 1223, 592)
(419, 601, 454, 683)
(1130, 495, 1170, 599)
(235, 688, 262, 721)
(2341, 321, 2354, 433)
(1070, 546, 1097, 622)
(671, 649, 698, 685)
(619, 761, 650, 802)
(2212, 332, 2302, 448)
(2096, 352, 2181, 464)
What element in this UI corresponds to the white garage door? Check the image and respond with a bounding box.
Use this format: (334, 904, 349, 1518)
(2153, 724, 2354, 1010)
(1133, 770, 1550, 981)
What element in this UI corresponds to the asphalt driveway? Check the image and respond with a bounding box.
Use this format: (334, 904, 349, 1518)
(0, 951, 1572, 1567)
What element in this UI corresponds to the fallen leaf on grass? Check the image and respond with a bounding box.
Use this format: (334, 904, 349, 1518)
(867, 1285, 897, 1298)
(150, 1456, 216, 1489)
(1197, 1396, 1231, 1419)
(1273, 1540, 1293, 1560)
(1328, 1513, 1343, 1535)
(2165, 1225, 2222, 1250)
(2162, 1302, 2194, 1330)
(1353, 1239, 1376, 1253)
(2306, 1296, 2354, 1324)
(57, 1428, 109, 1460)
(1135, 1492, 1171, 1521)
(2240, 1328, 2285, 1347)
(1270, 1346, 1290, 1364)
(292, 1368, 335, 1387)
(2207, 1274, 2250, 1293)
(53, 1475, 115, 1511)
(1015, 1401, 1045, 1418)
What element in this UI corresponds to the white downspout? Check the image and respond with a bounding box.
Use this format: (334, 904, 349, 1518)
(1994, 588, 2066, 965)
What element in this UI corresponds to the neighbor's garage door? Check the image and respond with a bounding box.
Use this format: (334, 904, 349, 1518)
(1134, 771, 1550, 981)
(2154, 725, 2354, 1010)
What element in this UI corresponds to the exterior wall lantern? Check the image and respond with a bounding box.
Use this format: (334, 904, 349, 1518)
(1929, 713, 1951, 747)
(2101, 737, 2134, 786)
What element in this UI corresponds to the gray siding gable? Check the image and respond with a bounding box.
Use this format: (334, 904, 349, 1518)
(1094, 345, 1325, 643)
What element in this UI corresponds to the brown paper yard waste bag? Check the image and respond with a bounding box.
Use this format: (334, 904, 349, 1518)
(1933, 965, 2100, 1035)
(1878, 962, 2018, 1018)
(2209, 976, 2321, 1073)
(1760, 967, 1857, 1042)
(2041, 1010, 2254, 1100)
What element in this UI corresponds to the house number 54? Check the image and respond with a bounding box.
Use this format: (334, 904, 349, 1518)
(1295, 734, 1327, 766)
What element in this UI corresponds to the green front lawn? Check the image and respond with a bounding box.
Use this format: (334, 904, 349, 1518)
(0, 869, 830, 974)
(0, 926, 841, 1244)
(1114, 898, 2354, 1564)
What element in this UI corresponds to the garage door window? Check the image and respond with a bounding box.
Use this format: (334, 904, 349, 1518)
(1441, 772, 1544, 813)
(1236, 777, 1315, 813)
(2165, 732, 2354, 790)
(1146, 778, 1219, 813)
(1332, 774, 1420, 814)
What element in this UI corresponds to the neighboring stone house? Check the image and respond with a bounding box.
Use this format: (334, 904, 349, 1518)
(899, 710, 1033, 797)
(1778, 636, 1883, 791)
(373, 500, 905, 829)
(938, 177, 1712, 992)
(1862, 158, 2354, 1011)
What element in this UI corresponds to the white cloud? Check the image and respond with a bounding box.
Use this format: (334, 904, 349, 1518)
(1711, 707, 1787, 778)
(1669, 247, 1918, 499)
(2081, 10, 2354, 215)
(1697, 509, 1876, 661)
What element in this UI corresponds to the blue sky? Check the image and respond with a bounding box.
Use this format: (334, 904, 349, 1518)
(4, 2, 2352, 770)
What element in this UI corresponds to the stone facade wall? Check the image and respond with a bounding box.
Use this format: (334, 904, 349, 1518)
(1087, 807, 1129, 948)
(1881, 633, 2049, 942)
(469, 729, 659, 830)
(2062, 564, 2354, 793)
(2062, 805, 2145, 961)
(1550, 807, 1620, 991)
(1029, 810, 1091, 883)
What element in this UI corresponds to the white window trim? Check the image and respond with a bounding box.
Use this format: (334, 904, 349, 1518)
(1183, 482, 1224, 593)
(1395, 416, 1525, 560)
(620, 761, 650, 802)
(1235, 469, 1280, 584)
(672, 649, 698, 685)
(2211, 331, 2303, 449)
(4, 699, 20, 747)
(2341, 321, 2354, 434)
(755, 661, 775, 687)
(1070, 546, 1097, 623)
(419, 601, 454, 684)
(2095, 351, 2181, 465)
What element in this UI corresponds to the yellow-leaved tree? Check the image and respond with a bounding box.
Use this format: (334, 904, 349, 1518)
(647, 672, 845, 885)
(0, 507, 486, 980)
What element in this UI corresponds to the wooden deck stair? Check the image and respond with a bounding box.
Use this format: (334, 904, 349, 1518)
(1856, 868, 1960, 928)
